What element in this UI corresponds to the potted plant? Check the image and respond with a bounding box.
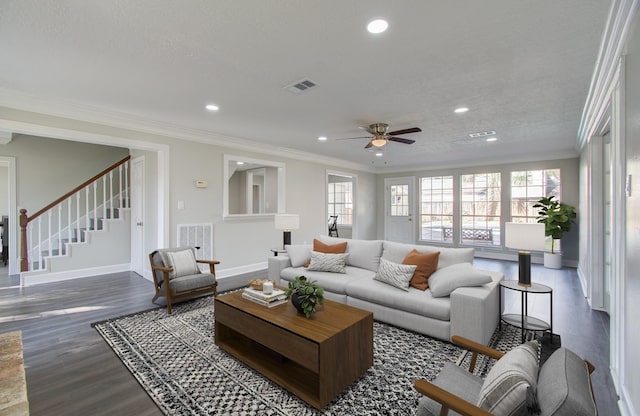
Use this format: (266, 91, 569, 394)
(284, 276, 324, 318)
(533, 195, 577, 269)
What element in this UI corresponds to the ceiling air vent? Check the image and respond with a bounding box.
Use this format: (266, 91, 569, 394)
(468, 130, 496, 138)
(284, 78, 317, 94)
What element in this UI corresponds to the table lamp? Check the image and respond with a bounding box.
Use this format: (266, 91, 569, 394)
(505, 222, 546, 286)
(274, 214, 299, 249)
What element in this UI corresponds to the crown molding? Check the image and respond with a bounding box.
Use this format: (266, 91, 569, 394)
(578, 0, 639, 150)
(375, 149, 580, 175)
(0, 87, 376, 174)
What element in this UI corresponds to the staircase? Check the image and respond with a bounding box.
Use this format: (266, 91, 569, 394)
(20, 156, 132, 284)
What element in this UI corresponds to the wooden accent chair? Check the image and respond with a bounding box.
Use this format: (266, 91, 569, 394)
(149, 247, 219, 314)
(414, 335, 597, 416)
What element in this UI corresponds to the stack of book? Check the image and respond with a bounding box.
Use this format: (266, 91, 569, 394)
(242, 287, 287, 307)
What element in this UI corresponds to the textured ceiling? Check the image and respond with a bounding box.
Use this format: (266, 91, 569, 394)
(0, 1, 610, 170)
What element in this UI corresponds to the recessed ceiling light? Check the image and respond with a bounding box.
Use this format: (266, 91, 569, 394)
(454, 107, 469, 113)
(236, 161, 244, 165)
(486, 137, 498, 142)
(375, 152, 384, 157)
(205, 104, 219, 111)
(367, 19, 388, 34)
(318, 136, 328, 141)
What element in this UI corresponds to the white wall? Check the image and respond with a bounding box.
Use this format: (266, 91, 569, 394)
(0, 165, 7, 217)
(376, 157, 580, 264)
(623, 11, 640, 414)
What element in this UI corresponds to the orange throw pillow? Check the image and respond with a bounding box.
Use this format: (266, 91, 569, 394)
(403, 250, 440, 290)
(313, 239, 347, 254)
(304, 239, 348, 267)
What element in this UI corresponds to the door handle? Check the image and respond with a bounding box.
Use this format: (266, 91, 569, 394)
(136, 222, 143, 226)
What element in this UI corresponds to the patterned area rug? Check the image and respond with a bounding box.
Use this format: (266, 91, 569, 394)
(93, 296, 532, 416)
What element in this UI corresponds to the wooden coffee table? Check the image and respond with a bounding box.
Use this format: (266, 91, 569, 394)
(214, 291, 374, 409)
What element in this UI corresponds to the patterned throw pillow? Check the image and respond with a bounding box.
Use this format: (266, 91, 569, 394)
(307, 251, 349, 273)
(374, 258, 417, 291)
(160, 248, 200, 280)
(403, 250, 440, 290)
(477, 340, 540, 415)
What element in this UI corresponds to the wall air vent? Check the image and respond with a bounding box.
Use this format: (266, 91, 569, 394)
(284, 78, 317, 94)
(177, 223, 213, 272)
(468, 130, 496, 138)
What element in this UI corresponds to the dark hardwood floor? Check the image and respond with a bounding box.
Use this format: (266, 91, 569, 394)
(0, 260, 619, 415)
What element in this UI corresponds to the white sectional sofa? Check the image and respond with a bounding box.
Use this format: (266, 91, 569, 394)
(267, 236, 504, 345)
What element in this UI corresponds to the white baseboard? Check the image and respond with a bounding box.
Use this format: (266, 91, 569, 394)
(216, 262, 267, 279)
(618, 384, 637, 416)
(20, 263, 131, 286)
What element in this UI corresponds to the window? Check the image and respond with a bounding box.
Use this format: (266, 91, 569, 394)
(328, 181, 353, 225)
(390, 184, 409, 216)
(510, 169, 560, 223)
(460, 173, 501, 246)
(420, 176, 454, 242)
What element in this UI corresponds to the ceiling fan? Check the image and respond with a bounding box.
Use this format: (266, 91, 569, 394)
(338, 123, 422, 149)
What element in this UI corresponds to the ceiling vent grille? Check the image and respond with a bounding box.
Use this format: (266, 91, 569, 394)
(284, 79, 317, 94)
(468, 130, 496, 138)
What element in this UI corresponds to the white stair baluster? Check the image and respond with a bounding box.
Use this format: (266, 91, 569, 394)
(118, 165, 123, 208)
(47, 211, 52, 258)
(109, 171, 114, 218)
(93, 182, 97, 231)
(85, 186, 90, 233)
(124, 161, 129, 208)
(37, 217, 42, 270)
(68, 197, 72, 245)
(57, 205, 62, 256)
(28, 223, 33, 271)
(102, 176, 107, 221)
(76, 193, 80, 242)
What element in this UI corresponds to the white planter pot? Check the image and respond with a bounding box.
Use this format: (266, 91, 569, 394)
(544, 252, 562, 269)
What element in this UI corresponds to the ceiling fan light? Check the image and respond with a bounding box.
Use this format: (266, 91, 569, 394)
(371, 136, 387, 147)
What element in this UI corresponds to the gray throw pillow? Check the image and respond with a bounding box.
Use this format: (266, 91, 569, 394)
(428, 263, 492, 297)
(160, 248, 200, 280)
(374, 257, 417, 291)
(477, 340, 540, 415)
(307, 251, 349, 273)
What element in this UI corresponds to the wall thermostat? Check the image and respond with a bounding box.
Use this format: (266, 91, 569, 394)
(195, 179, 208, 188)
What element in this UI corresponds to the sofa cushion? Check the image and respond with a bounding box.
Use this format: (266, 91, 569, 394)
(307, 251, 348, 273)
(429, 263, 493, 298)
(403, 250, 440, 290)
(381, 241, 474, 270)
(346, 277, 451, 321)
(285, 244, 312, 267)
(374, 258, 417, 291)
(477, 340, 540, 415)
(158, 248, 200, 280)
(317, 236, 383, 272)
(537, 348, 597, 416)
(281, 266, 375, 295)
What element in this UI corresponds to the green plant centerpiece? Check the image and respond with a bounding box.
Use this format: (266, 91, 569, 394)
(533, 195, 577, 254)
(284, 276, 324, 318)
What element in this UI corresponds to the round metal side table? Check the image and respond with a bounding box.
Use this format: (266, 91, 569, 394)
(499, 280, 553, 343)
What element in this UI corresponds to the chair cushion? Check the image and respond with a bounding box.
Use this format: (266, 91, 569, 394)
(158, 248, 200, 280)
(477, 340, 540, 415)
(416, 362, 484, 416)
(167, 273, 216, 292)
(537, 347, 597, 416)
(428, 263, 492, 297)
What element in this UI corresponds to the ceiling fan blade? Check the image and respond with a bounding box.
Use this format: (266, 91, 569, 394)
(336, 136, 371, 141)
(387, 127, 422, 136)
(388, 136, 416, 145)
(364, 141, 374, 149)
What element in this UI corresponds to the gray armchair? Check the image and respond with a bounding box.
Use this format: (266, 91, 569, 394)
(415, 335, 597, 416)
(149, 247, 218, 314)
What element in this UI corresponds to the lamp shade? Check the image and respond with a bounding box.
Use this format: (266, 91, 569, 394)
(274, 214, 299, 231)
(505, 222, 546, 251)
